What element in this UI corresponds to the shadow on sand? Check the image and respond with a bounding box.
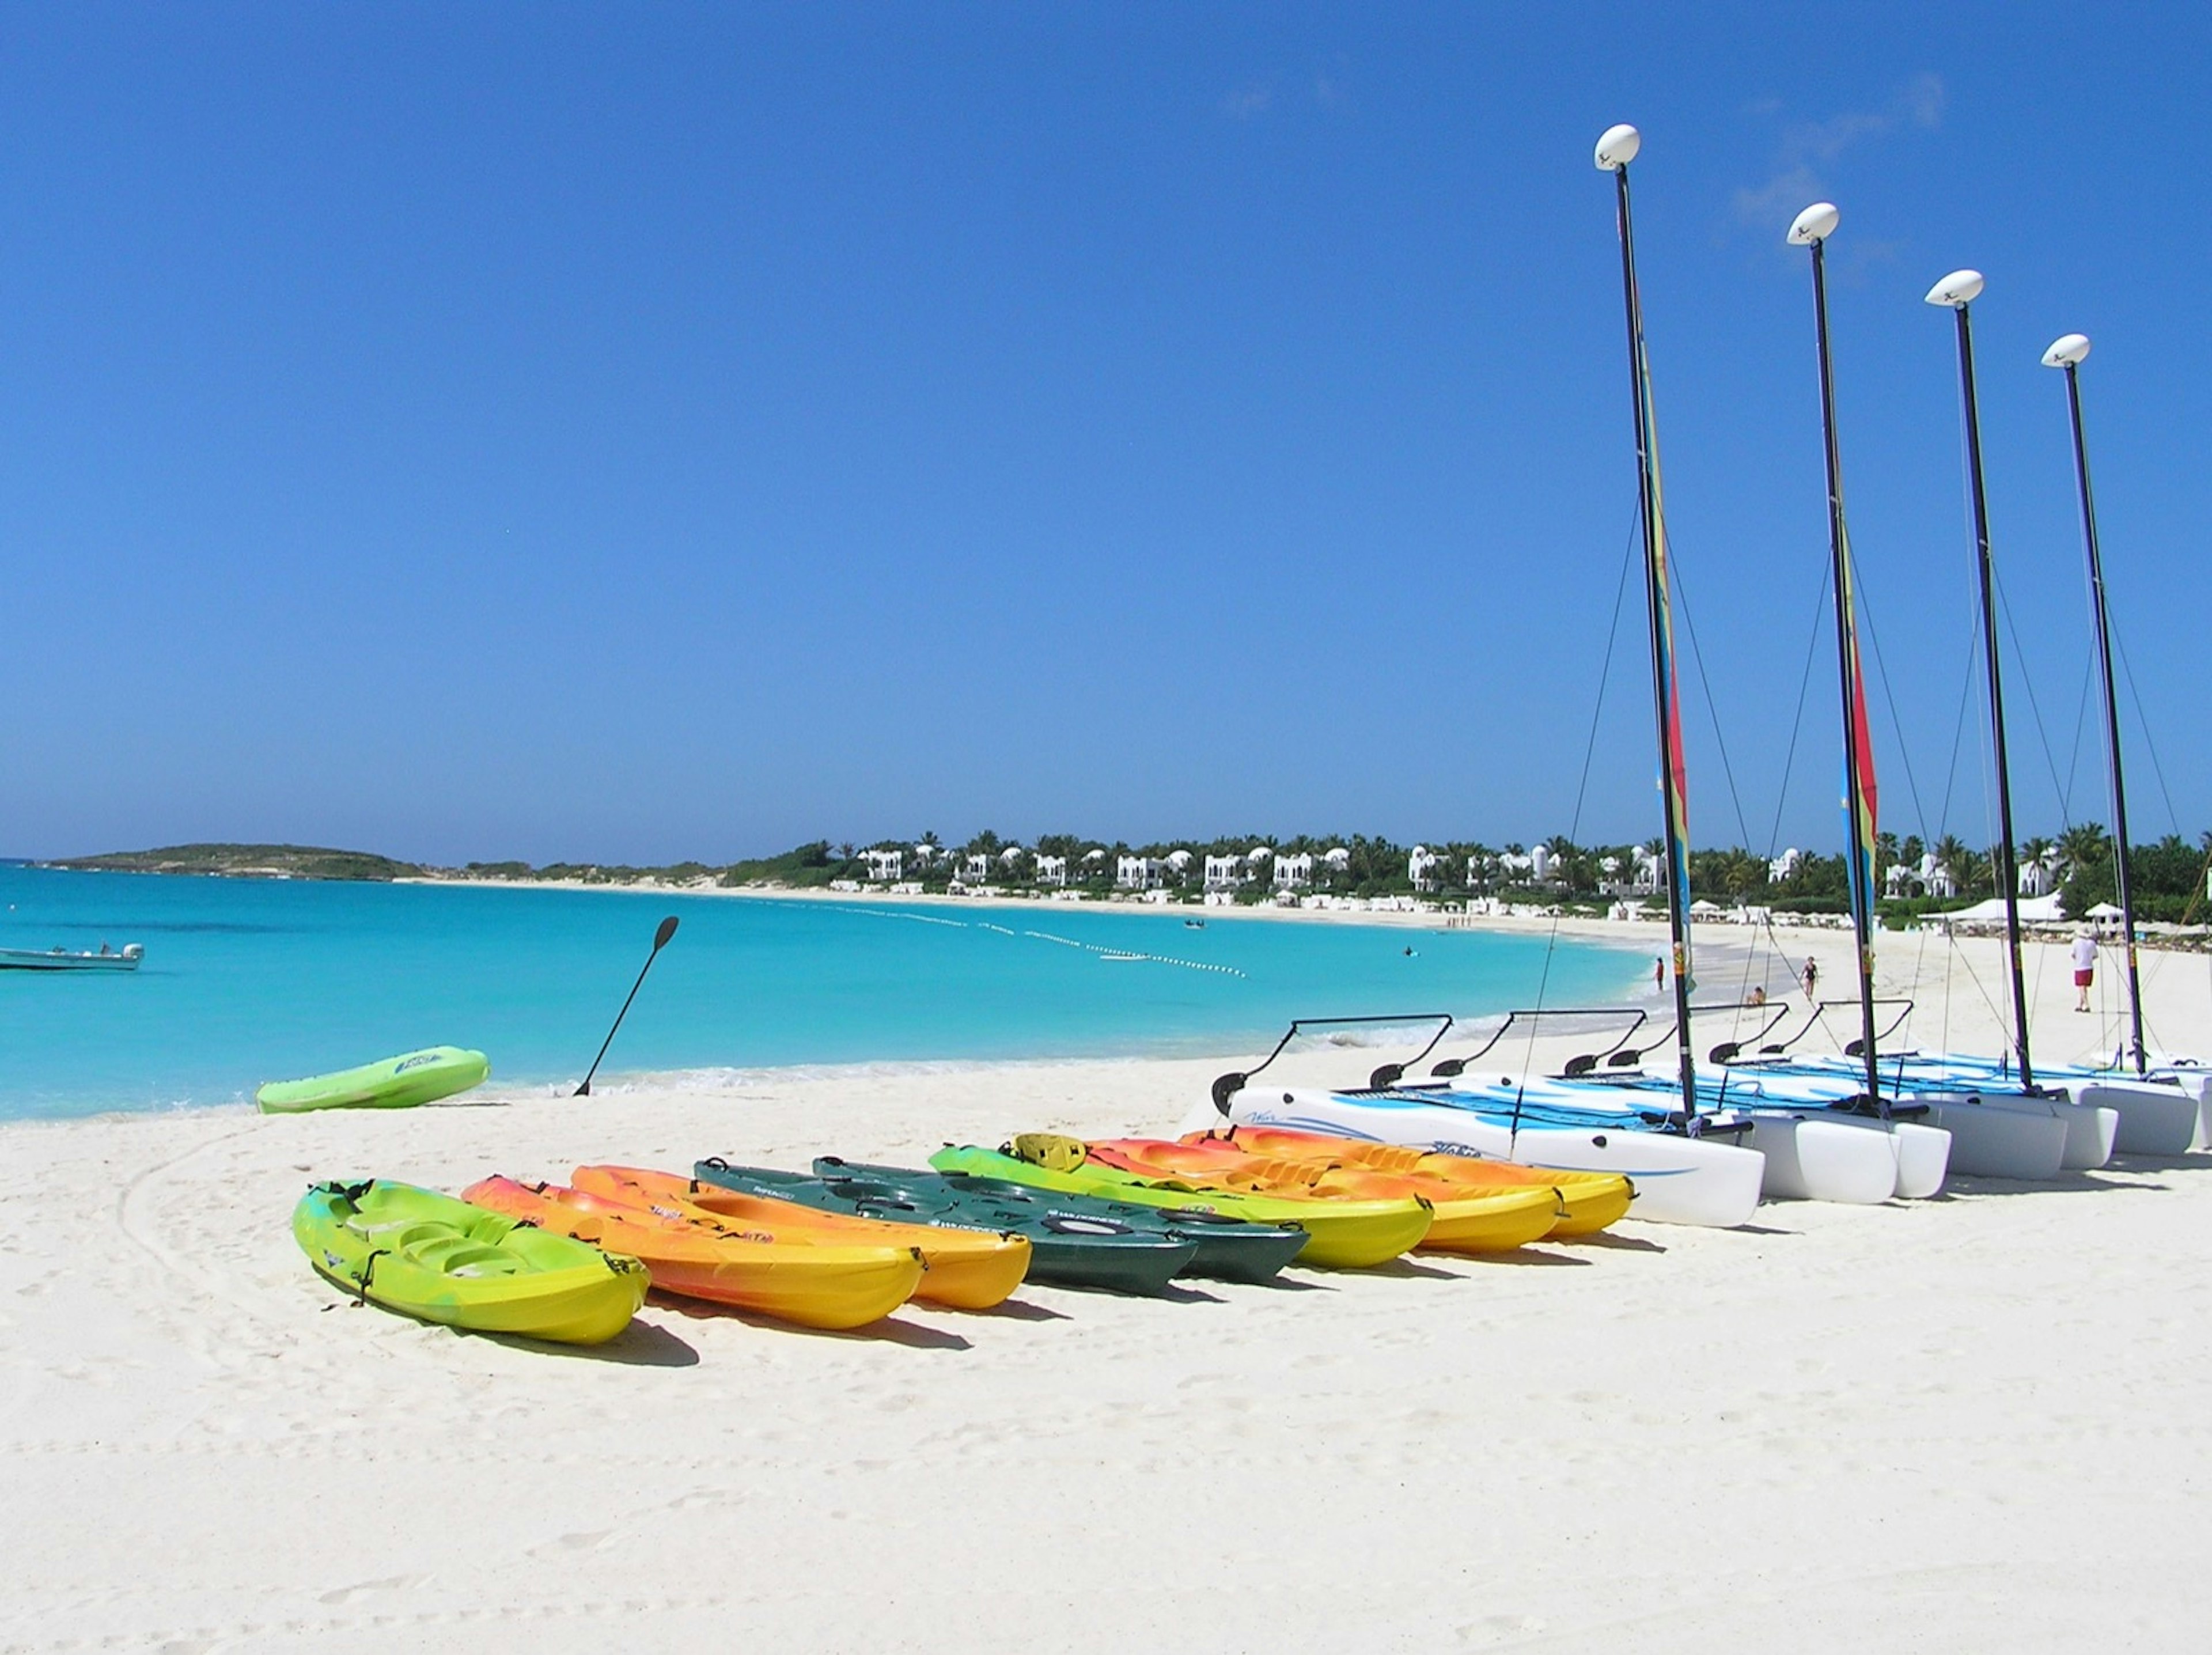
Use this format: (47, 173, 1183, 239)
(479, 1318, 703, 1367)
(648, 1293, 973, 1350)
(1459, 1245, 1593, 1267)
(1942, 1169, 2172, 1198)
(1569, 1229, 1667, 1253)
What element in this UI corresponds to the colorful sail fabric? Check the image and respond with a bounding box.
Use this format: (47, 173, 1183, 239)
(1837, 522, 1880, 940)
(1634, 328, 1694, 991)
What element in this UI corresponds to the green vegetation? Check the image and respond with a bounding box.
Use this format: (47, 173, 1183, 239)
(718, 842, 848, 888)
(2059, 831, 2212, 924)
(53, 843, 427, 881)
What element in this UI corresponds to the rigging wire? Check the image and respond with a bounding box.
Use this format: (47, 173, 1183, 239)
(1661, 537, 1772, 1005)
(2061, 657, 2095, 828)
(1992, 569, 2071, 825)
(1763, 563, 1833, 860)
(1851, 574, 1936, 846)
(2113, 629, 2184, 837)
(1518, 503, 1643, 1087)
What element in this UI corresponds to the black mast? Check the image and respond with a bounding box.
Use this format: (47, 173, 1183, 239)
(1930, 272, 2035, 1089)
(1597, 123, 1700, 1127)
(2046, 334, 2146, 1072)
(1791, 205, 1885, 1111)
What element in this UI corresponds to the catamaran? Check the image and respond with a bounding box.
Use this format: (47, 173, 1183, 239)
(1206, 126, 1815, 1227)
(1703, 263, 2169, 1175)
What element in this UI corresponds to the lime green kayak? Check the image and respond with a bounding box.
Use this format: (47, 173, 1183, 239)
(293, 1179, 646, 1344)
(257, 1047, 490, 1114)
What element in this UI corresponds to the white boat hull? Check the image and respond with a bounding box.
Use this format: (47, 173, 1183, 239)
(1913, 1095, 2070, 1179)
(2071, 1078, 2200, 1157)
(1749, 1112, 1950, 1199)
(1205, 1086, 1766, 1229)
(1764, 1057, 2111, 1175)
(1740, 1114, 1899, 1203)
(0, 942, 143, 972)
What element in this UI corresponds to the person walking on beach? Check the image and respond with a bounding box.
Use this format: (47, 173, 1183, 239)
(1801, 956, 1819, 1001)
(1654, 955, 1665, 991)
(2072, 929, 2099, 1012)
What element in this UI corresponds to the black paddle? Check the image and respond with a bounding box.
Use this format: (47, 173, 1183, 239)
(575, 914, 679, 1096)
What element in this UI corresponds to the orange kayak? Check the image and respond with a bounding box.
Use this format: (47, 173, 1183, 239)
(1081, 1138, 1559, 1255)
(1182, 1124, 1635, 1237)
(460, 1176, 924, 1330)
(570, 1164, 1031, 1310)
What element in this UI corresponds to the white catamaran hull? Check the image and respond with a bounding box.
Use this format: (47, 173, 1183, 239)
(1738, 1112, 1950, 1200)
(1203, 1086, 1766, 1229)
(1738, 1115, 1899, 1203)
(1910, 1095, 2071, 1179)
(1758, 1058, 2107, 1176)
(1604, 1073, 1952, 1200)
(2069, 1077, 2200, 1157)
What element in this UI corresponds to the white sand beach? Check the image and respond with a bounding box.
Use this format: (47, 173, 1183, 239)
(5, 922, 2209, 1652)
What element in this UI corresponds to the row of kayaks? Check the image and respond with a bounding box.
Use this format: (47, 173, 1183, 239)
(292, 1128, 1638, 1345)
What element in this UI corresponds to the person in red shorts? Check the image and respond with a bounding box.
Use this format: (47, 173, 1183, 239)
(2071, 928, 2099, 1012)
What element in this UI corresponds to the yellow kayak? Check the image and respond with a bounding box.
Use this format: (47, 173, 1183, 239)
(1187, 1125, 1635, 1237)
(939, 1142, 1431, 1268)
(1082, 1136, 1559, 1255)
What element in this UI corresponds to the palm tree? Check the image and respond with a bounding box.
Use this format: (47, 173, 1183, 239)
(2058, 822, 2111, 876)
(1933, 834, 1971, 897)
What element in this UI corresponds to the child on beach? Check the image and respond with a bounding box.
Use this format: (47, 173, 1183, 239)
(2073, 929, 2099, 1012)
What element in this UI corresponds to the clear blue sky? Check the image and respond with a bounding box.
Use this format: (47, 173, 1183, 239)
(5, 3, 2206, 865)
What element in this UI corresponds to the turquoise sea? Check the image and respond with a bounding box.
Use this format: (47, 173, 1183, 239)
(0, 866, 1642, 1121)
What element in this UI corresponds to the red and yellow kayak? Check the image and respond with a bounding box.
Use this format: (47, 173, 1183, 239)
(569, 1164, 1032, 1310)
(461, 1176, 924, 1330)
(1078, 1138, 1560, 1255)
(1181, 1124, 1635, 1237)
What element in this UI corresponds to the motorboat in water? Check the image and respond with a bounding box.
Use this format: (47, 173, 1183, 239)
(0, 942, 143, 972)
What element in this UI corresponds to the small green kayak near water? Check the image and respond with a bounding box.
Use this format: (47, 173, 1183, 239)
(257, 1047, 490, 1115)
(692, 1157, 1205, 1296)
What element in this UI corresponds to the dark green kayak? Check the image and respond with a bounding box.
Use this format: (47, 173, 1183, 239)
(837, 1155, 1308, 1285)
(858, 1159, 1309, 1283)
(692, 1157, 1203, 1296)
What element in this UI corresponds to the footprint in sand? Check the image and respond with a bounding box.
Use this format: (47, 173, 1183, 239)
(529, 1529, 617, 1558)
(319, 1573, 427, 1605)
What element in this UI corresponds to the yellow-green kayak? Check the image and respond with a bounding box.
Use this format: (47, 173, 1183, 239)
(257, 1047, 490, 1114)
(293, 1179, 646, 1345)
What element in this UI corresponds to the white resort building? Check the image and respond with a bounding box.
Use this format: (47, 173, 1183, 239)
(1116, 855, 1165, 890)
(1203, 854, 1244, 892)
(1032, 854, 1068, 887)
(1273, 852, 1314, 889)
(863, 849, 903, 883)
